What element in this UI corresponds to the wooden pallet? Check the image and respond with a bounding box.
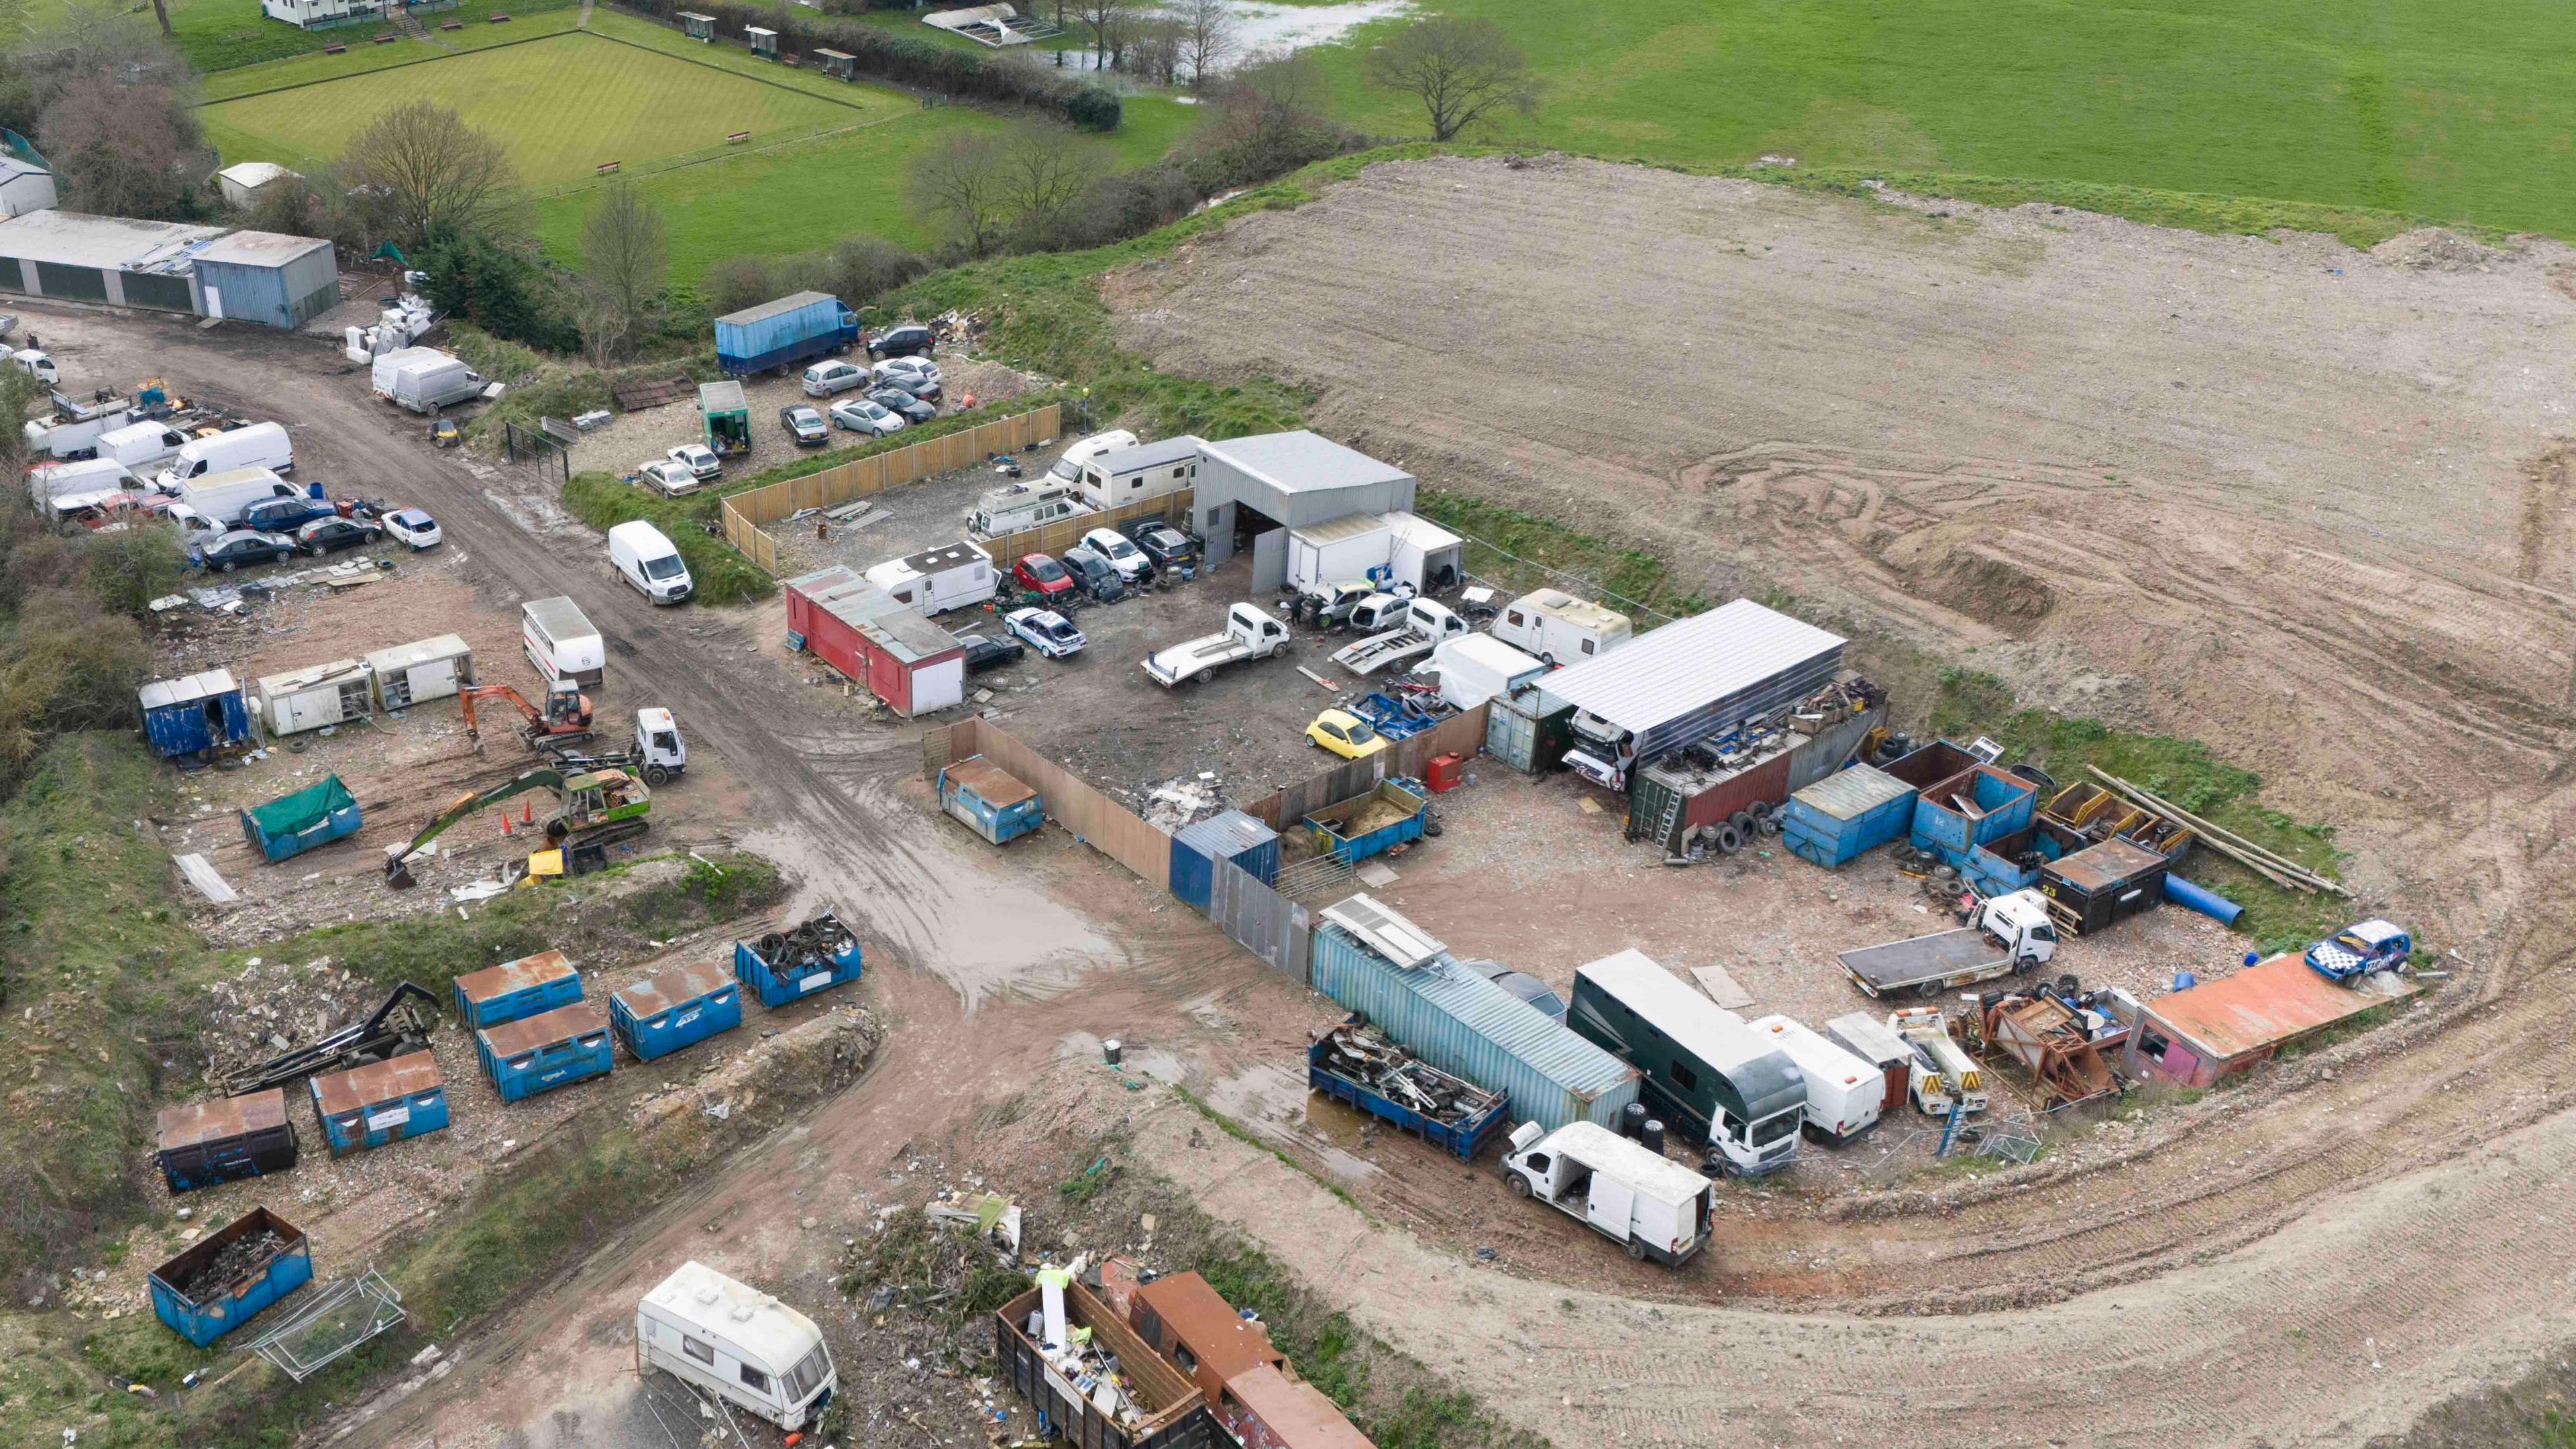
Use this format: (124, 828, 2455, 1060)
(610, 374, 692, 411)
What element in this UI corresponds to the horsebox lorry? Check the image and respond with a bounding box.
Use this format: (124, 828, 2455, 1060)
(1568, 949, 1807, 1177)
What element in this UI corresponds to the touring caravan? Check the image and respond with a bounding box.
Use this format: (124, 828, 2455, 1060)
(636, 1262, 837, 1432)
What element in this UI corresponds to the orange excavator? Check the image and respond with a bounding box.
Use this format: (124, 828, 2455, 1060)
(458, 682, 595, 753)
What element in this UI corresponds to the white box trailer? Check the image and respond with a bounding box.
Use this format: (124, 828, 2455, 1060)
(866, 540, 996, 616)
(1286, 513, 1393, 594)
(27, 456, 136, 508)
(365, 633, 475, 709)
(171, 467, 298, 527)
(1743, 1014, 1884, 1144)
(1382, 511, 1466, 593)
(1491, 587, 1633, 666)
(524, 597, 605, 689)
(637, 1262, 837, 1432)
(1430, 633, 1546, 710)
(1078, 434, 1200, 512)
(255, 658, 374, 737)
(1499, 1120, 1713, 1267)
(370, 347, 487, 414)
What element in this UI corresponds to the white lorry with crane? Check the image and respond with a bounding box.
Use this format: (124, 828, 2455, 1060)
(1142, 602, 1293, 687)
(1837, 888, 2058, 999)
(1886, 1006, 1986, 1116)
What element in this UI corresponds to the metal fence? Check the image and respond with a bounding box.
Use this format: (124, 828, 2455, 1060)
(503, 419, 569, 483)
(1210, 859, 1309, 983)
(930, 712, 1171, 885)
(721, 403, 1061, 576)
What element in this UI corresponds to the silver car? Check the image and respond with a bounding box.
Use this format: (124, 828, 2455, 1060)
(802, 360, 870, 397)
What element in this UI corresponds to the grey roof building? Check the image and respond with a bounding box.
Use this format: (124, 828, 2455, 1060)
(1190, 430, 1416, 587)
(0, 158, 56, 219)
(0, 209, 337, 329)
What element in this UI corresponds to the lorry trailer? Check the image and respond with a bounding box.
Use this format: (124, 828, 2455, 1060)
(714, 291, 860, 377)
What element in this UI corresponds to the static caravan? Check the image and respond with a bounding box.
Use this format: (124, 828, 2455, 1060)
(155, 1089, 298, 1194)
(637, 1262, 838, 1432)
(1079, 434, 1201, 513)
(524, 596, 605, 689)
(453, 949, 582, 1030)
(1743, 1014, 1883, 1144)
(865, 540, 996, 616)
(254, 658, 374, 737)
(308, 1051, 448, 1157)
(477, 1002, 613, 1102)
(1567, 949, 1807, 1176)
(139, 669, 254, 759)
(610, 959, 743, 1061)
(366, 633, 474, 709)
(968, 477, 1093, 537)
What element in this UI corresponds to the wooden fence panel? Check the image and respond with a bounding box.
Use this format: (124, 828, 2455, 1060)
(720, 405, 1060, 576)
(983, 489, 1194, 570)
(1241, 703, 1489, 828)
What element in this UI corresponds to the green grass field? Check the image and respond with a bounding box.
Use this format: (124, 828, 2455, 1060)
(163, 0, 578, 71)
(1305, 0, 2576, 240)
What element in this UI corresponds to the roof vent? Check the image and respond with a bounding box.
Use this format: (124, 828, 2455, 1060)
(1322, 894, 1444, 969)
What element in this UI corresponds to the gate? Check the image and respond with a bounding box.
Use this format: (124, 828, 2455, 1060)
(1210, 859, 1309, 984)
(503, 419, 570, 483)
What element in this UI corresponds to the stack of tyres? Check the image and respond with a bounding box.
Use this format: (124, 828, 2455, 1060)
(733, 910, 863, 1008)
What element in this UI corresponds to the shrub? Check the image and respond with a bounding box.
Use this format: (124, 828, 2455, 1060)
(1065, 86, 1122, 132)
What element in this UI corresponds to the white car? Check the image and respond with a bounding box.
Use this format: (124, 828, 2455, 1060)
(383, 507, 443, 549)
(802, 360, 870, 397)
(829, 396, 905, 436)
(1080, 527, 1152, 585)
(1005, 606, 1085, 659)
(871, 356, 941, 388)
(667, 443, 721, 480)
(10, 350, 58, 386)
(637, 459, 701, 497)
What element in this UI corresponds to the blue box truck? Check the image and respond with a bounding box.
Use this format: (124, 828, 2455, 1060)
(714, 291, 859, 378)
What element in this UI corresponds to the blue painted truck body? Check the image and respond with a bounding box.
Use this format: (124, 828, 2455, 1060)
(452, 949, 582, 1030)
(238, 773, 361, 863)
(149, 1207, 313, 1347)
(309, 1051, 448, 1157)
(477, 1002, 613, 1102)
(733, 914, 864, 1009)
(1307, 1024, 1508, 1161)
(714, 291, 859, 377)
(610, 959, 743, 1061)
(1303, 778, 1429, 864)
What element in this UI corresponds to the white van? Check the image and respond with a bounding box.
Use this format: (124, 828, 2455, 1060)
(865, 540, 994, 615)
(9, 350, 58, 386)
(27, 457, 137, 508)
(1491, 588, 1633, 667)
(609, 520, 692, 605)
(1744, 1014, 1884, 1144)
(637, 1262, 837, 1432)
(524, 596, 605, 688)
(95, 421, 190, 472)
(170, 467, 299, 533)
(1499, 1120, 1714, 1267)
(156, 421, 293, 489)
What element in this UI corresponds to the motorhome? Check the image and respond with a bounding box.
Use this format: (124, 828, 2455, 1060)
(865, 541, 996, 615)
(967, 476, 1093, 537)
(156, 421, 294, 488)
(1491, 588, 1633, 666)
(1499, 1120, 1713, 1265)
(1744, 1014, 1884, 1143)
(636, 1262, 837, 1432)
(1045, 428, 1138, 486)
(1567, 949, 1807, 1176)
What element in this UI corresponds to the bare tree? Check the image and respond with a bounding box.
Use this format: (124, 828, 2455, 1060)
(1177, 0, 1236, 87)
(39, 81, 207, 219)
(1362, 15, 1538, 142)
(904, 130, 1013, 254)
(1126, 12, 1183, 87)
(576, 180, 667, 366)
(1074, 0, 1132, 70)
(999, 120, 1108, 240)
(339, 101, 517, 254)
(1223, 48, 1330, 152)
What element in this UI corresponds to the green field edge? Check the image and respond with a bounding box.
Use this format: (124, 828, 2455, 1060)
(579, 15, 915, 115)
(196, 19, 584, 105)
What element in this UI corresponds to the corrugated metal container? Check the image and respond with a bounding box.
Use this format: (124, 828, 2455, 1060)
(1536, 600, 1845, 769)
(1909, 764, 2037, 860)
(156, 1089, 298, 1193)
(1629, 741, 1793, 851)
(609, 959, 743, 1061)
(1484, 691, 1574, 773)
(784, 565, 967, 717)
(195, 233, 340, 330)
(139, 669, 253, 759)
(453, 949, 582, 1030)
(149, 1206, 312, 1346)
(308, 1051, 447, 1157)
(1308, 924, 1639, 1133)
(939, 756, 1042, 845)
(731, 924, 863, 1009)
(477, 1002, 612, 1102)
(1782, 764, 1918, 867)
(2039, 836, 2169, 934)
(1169, 810, 1280, 914)
(366, 633, 475, 708)
(1782, 702, 1886, 794)
(713, 290, 857, 376)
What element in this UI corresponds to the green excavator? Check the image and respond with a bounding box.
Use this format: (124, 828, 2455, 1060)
(383, 765, 651, 889)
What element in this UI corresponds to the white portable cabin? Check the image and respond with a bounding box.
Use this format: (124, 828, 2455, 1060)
(865, 540, 996, 616)
(1382, 511, 1466, 593)
(365, 634, 475, 710)
(255, 658, 374, 736)
(1429, 634, 1546, 710)
(1078, 434, 1201, 513)
(637, 1261, 837, 1432)
(523, 597, 604, 688)
(1285, 513, 1393, 592)
(1744, 1014, 1884, 1144)
(1492, 587, 1633, 666)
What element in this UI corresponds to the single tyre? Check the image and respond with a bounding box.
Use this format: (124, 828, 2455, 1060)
(1507, 1175, 1532, 1199)
(1750, 800, 1774, 820)
(1915, 978, 1944, 1000)
(1728, 810, 1757, 840)
(1715, 822, 1745, 854)
(643, 765, 671, 787)
(1625, 1238, 1649, 1262)
(1758, 814, 1783, 837)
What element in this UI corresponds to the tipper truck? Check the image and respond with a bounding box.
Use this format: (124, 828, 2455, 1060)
(715, 291, 859, 377)
(1142, 602, 1293, 687)
(1837, 888, 2057, 999)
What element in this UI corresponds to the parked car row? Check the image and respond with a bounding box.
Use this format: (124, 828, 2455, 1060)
(184, 506, 418, 572)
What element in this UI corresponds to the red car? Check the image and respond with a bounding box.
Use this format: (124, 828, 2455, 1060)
(1014, 552, 1075, 598)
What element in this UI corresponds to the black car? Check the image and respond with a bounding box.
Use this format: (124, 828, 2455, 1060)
(873, 370, 943, 404)
(866, 388, 937, 426)
(867, 323, 934, 358)
(190, 529, 299, 573)
(957, 633, 1026, 674)
(296, 516, 384, 556)
(1128, 523, 1197, 574)
(779, 405, 830, 447)
(1058, 544, 1124, 601)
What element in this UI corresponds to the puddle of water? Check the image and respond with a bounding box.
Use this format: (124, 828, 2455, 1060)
(1202, 1058, 1381, 1186)
(1223, 0, 1413, 60)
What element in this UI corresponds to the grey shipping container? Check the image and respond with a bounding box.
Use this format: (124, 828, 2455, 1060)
(1781, 763, 1919, 867)
(1309, 922, 1638, 1133)
(1483, 690, 1575, 773)
(1168, 810, 1279, 914)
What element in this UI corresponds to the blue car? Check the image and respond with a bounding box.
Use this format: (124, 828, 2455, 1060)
(2304, 920, 2411, 983)
(189, 529, 299, 573)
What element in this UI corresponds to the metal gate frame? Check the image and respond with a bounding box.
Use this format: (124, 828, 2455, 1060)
(1210, 859, 1309, 984)
(503, 419, 570, 483)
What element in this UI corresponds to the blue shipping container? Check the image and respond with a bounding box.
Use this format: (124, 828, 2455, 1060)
(238, 773, 362, 863)
(713, 290, 859, 376)
(309, 1051, 447, 1157)
(149, 1207, 313, 1347)
(453, 949, 582, 1030)
(477, 1002, 613, 1102)
(140, 669, 253, 759)
(1909, 764, 2037, 859)
(1169, 810, 1280, 914)
(733, 921, 863, 1010)
(610, 959, 743, 1061)
(1780, 763, 1917, 868)
(1308, 916, 1639, 1134)
(940, 757, 1042, 845)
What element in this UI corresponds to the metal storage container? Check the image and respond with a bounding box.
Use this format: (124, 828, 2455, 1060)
(1308, 920, 1638, 1134)
(938, 756, 1042, 845)
(1781, 764, 1918, 867)
(1909, 764, 2037, 861)
(156, 1089, 298, 1194)
(308, 1051, 447, 1157)
(731, 912, 863, 1009)
(139, 669, 253, 759)
(254, 657, 374, 737)
(149, 1207, 312, 1346)
(365, 633, 475, 709)
(713, 290, 858, 376)
(476, 1002, 612, 1103)
(452, 949, 582, 1030)
(1483, 690, 1574, 773)
(238, 773, 361, 864)
(610, 959, 743, 1061)
(2039, 836, 2169, 935)
(1169, 810, 1279, 914)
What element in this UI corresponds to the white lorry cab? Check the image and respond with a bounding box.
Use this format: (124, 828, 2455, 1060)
(1744, 1014, 1884, 1144)
(156, 421, 294, 488)
(866, 540, 996, 615)
(637, 1262, 837, 1432)
(1491, 587, 1633, 666)
(1500, 1120, 1714, 1267)
(523, 596, 606, 688)
(608, 519, 693, 604)
(633, 708, 686, 786)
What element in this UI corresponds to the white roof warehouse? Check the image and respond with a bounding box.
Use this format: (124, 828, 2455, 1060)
(0, 209, 338, 330)
(1538, 598, 1847, 767)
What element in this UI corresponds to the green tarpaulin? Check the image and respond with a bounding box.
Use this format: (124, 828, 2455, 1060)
(246, 775, 356, 835)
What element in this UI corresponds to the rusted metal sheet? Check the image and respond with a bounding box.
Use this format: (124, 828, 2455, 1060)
(1229, 1364, 1379, 1449)
(609, 959, 735, 1020)
(943, 756, 1036, 808)
(1134, 1273, 1285, 1387)
(158, 1089, 290, 1150)
(309, 1052, 441, 1118)
(1983, 997, 2123, 1108)
(2045, 837, 2167, 894)
(2147, 955, 2413, 1063)
(476, 1002, 608, 1060)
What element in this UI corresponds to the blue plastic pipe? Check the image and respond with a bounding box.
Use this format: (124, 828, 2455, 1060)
(2164, 873, 2243, 925)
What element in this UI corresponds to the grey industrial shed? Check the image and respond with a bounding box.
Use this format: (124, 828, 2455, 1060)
(1191, 430, 1415, 588)
(195, 229, 340, 329)
(0, 209, 337, 329)
(1538, 598, 1846, 773)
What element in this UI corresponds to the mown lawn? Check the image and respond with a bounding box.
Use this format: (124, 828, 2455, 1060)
(164, 0, 577, 71)
(1305, 0, 2576, 240)
(197, 9, 584, 101)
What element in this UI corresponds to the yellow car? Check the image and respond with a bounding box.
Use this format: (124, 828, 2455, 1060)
(1305, 708, 1387, 760)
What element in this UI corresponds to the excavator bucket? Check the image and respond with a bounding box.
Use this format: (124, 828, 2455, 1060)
(384, 852, 417, 890)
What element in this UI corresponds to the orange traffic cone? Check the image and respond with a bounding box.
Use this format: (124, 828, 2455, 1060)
(499, 812, 512, 836)
(521, 799, 534, 824)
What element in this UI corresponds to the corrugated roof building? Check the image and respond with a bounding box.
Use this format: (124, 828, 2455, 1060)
(1192, 431, 1415, 584)
(1539, 598, 1845, 772)
(0, 209, 335, 328)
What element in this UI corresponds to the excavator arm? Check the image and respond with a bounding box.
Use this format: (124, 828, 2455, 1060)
(384, 767, 571, 887)
(458, 684, 594, 751)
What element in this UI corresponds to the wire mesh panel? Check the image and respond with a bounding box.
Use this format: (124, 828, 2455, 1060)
(250, 1267, 406, 1381)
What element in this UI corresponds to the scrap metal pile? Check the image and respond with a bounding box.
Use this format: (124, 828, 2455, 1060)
(168, 1224, 291, 1298)
(1977, 979, 2131, 1110)
(754, 910, 857, 971)
(1026, 1317, 1148, 1428)
(1313, 1023, 1500, 1125)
